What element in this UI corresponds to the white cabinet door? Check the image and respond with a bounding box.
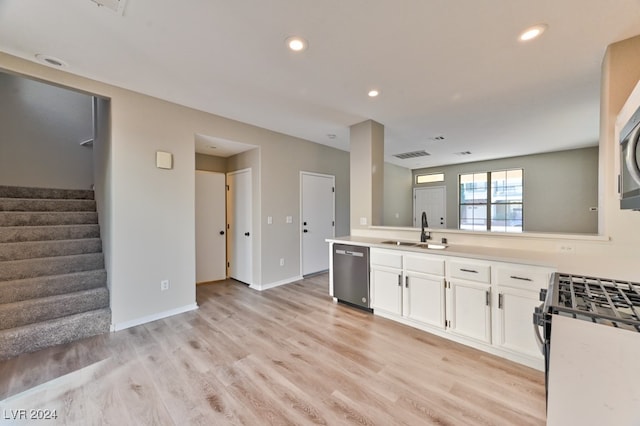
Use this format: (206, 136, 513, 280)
(371, 266, 402, 316)
(494, 287, 543, 359)
(448, 280, 492, 343)
(404, 272, 446, 329)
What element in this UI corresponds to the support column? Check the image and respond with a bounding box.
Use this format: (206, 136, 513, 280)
(350, 120, 384, 231)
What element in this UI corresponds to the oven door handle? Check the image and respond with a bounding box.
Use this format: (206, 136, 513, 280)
(533, 303, 545, 355)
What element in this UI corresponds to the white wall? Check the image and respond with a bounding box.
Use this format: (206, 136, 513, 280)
(0, 72, 93, 189)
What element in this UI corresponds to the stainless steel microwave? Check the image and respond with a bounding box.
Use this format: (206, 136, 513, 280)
(619, 103, 640, 210)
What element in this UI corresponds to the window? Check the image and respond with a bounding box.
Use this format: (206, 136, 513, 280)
(459, 169, 523, 232)
(416, 172, 444, 184)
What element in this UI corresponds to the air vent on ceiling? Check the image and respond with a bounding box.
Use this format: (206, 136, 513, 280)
(90, 0, 127, 15)
(393, 150, 431, 160)
(456, 151, 472, 156)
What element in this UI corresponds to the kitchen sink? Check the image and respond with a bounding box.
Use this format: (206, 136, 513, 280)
(379, 240, 448, 250)
(413, 242, 448, 250)
(380, 240, 416, 246)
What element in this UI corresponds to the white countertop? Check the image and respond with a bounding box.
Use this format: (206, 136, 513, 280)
(327, 235, 558, 268)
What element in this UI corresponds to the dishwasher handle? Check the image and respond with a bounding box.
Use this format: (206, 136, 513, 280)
(335, 249, 364, 257)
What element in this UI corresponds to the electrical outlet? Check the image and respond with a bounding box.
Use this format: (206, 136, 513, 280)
(267, 216, 273, 225)
(279, 258, 285, 266)
(285, 216, 292, 224)
(556, 244, 576, 254)
(359, 217, 368, 225)
(161, 279, 170, 291)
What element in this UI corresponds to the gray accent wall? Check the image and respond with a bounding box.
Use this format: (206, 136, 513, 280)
(384, 162, 413, 227)
(412, 147, 599, 234)
(0, 72, 94, 189)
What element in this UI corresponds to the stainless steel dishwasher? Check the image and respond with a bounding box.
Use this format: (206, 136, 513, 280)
(332, 244, 371, 311)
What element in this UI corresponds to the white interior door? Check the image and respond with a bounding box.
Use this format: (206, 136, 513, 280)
(301, 172, 335, 276)
(195, 171, 226, 283)
(227, 168, 252, 285)
(414, 186, 446, 229)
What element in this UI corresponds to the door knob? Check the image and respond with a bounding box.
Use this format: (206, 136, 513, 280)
(303, 221, 307, 226)
(219, 231, 225, 235)
(303, 229, 308, 233)
(244, 232, 250, 236)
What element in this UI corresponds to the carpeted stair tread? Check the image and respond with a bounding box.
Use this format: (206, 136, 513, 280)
(0, 185, 110, 360)
(0, 253, 104, 282)
(0, 238, 102, 261)
(0, 198, 97, 212)
(0, 224, 100, 243)
(0, 269, 107, 304)
(0, 186, 94, 200)
(0, 308, 111, 360)
(0, 211, 98, 226)
(0, 287, 109, 330)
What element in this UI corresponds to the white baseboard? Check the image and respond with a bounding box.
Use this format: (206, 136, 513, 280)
(250, 276, 303, 291)
(111, 303, 199, 332)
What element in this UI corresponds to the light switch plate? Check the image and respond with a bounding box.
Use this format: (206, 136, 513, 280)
(286, 216, 292, 224)
(156, 151, 173, 169)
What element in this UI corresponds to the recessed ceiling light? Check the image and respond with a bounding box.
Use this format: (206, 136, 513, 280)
(368, 89, 380, 97)
(286, 36, 308, 52)
(519, 24, 548, 42)
(35, 54, 67, 68)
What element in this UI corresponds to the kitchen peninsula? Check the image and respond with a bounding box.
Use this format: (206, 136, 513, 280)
(327, 235, 558, 370)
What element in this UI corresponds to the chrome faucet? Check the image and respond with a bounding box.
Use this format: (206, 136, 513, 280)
(420, 211, 431, 242)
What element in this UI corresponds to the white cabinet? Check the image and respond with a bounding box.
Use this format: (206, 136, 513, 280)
(367, 246, 554, 370)
(446, 259, 492, 344)
(371, 266, 402, 316)
(370, 249, 446, 329)
(493, 263, 551, 360)
(370, 249, 403, 316)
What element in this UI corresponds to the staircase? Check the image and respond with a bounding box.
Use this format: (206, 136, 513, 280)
(0, 186, 111, 360)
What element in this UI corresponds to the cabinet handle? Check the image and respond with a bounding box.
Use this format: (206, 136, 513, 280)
(405, 276, 409, 288)
(461, 268, 478, 274)
(486, 290, 491, 306)
(398, 275, 402, 287)
(510, 275, 532, 282)
(498, 293, 503, 309)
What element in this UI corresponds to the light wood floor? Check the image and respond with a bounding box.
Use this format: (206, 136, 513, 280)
(0, 274, 546, 425)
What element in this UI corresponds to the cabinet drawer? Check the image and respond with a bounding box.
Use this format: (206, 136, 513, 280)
(496, 266, 550, 290)
(450, 260, 491, 283)
(370, 249, 403, 269)
(405, 255, 445, 276)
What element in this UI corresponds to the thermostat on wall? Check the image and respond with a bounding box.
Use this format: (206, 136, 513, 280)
(156, 151, 173, 169)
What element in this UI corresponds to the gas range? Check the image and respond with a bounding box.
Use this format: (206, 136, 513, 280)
(534, 272, 640, 425)
(546, 273, 640, 331)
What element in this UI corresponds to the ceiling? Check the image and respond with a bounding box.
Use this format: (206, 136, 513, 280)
(1, 0, 639, 167)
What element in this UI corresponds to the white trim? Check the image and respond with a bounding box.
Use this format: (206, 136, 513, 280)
(111, 303, 198, 331)
(250, 275, 303, 291)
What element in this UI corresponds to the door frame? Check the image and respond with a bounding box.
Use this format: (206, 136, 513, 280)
(299, 171, 335, 277)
